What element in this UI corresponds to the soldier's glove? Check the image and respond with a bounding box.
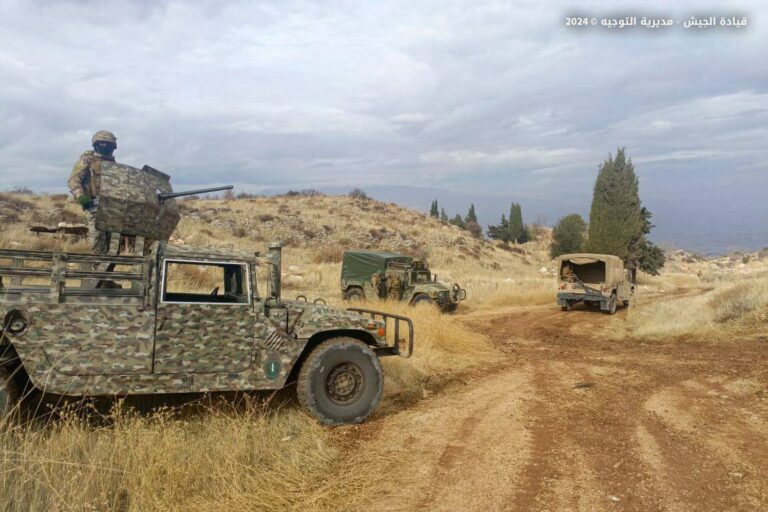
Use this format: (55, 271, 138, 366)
(77, 195, 93, 210)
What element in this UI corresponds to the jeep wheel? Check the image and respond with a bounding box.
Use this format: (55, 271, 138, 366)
(412, 294, 432, 306)
(297, 337, 383, 425)
(605, 294, 617, 315)
(345, 287, 365, 303)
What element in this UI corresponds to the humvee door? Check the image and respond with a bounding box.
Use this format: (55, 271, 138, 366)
(154, 258, 255, 373)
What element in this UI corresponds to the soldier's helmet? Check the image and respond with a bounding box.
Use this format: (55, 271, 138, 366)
(91, 130, 117, 146)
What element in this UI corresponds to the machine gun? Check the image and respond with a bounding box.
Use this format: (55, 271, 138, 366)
(573, 276, 602, 296)
(158, 185, 233, 203)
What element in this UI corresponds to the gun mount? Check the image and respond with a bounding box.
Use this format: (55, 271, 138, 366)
(95, 162, 231, 243)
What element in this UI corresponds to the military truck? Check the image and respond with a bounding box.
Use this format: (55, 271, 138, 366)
(340, 250, 466, 312)
(0, 245, 413, 424)
(556, 253, 636, 314)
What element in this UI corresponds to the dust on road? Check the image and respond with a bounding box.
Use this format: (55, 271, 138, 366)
(351, 301, 768, 511)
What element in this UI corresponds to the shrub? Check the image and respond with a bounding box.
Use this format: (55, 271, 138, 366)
(312, 245, 343, 264)
(349, 188, 369, 200)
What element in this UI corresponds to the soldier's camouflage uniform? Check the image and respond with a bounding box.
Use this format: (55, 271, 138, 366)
(67, 150, 115, 254)
(386, 270, 404, 300)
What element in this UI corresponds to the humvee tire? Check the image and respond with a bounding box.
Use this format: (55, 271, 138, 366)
(297, 337, 384, 425)
(345, 287, 365, 302)
(605, 294, 617, 315)
(0, 369, 20, 420)
(412, 294, 433, 306)
(561, 300, 573, 312)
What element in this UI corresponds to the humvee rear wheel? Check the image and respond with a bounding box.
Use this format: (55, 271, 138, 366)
(605, 294, 617, 315)
(561, 300, 573, 312)
(297, 337, 383, 425)
(345, 287, 365, 303)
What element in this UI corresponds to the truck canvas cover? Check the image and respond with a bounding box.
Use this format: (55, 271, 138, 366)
(342, 251, 413, 282)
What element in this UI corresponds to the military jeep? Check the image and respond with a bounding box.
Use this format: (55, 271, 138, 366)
(340, 250, 466, 313)
(0, 243, 413, 425)
(556, 253, 636, 314)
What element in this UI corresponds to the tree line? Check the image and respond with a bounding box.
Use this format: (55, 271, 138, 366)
(429, 147, 665, 274)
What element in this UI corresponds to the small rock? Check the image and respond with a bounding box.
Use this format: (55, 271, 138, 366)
(729, 471, 745, 480)
(574, 382, 595, 389)
(539, 266, 548, 274)
(608, 495, 621, 502)
(280, 435, 292, 442)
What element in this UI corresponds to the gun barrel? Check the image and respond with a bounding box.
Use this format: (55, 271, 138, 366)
(158, 185, 233, 201)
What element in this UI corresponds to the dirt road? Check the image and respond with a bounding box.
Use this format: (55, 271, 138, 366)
(360, 303, 768, 511)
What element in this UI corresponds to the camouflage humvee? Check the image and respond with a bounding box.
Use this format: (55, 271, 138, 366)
(340, 250, 466, 312)
(0, 243, 413, 425)
(556, 253, 636, 314)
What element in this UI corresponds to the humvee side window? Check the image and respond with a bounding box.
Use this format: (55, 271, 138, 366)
(162, 260, 250, 304)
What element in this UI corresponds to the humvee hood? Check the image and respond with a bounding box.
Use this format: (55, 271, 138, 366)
(282, 300, 385, 335)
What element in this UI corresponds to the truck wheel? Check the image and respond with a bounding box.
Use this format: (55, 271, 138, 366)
(345, 287, 365, 303)
(561, 300, 573, 312)
(297, 337, 383, 425)
(412, 294, 432, 306)
(605, 294, 617, 315)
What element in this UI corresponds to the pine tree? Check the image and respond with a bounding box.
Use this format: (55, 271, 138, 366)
(585, 148, 664, 274)
(440, 208, 448, 222)
(430, 199, 439, 218)
(465, 203, 478, 224)
(550, 214, 587, 258)
(449, 213, 466, 229)
(487, 213, 510, 242)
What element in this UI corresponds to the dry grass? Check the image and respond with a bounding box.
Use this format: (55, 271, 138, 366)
(1, 401, 343, 512)
(625, 272, 768, 340)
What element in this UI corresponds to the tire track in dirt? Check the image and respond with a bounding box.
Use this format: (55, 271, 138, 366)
(358, 298, 768, 511)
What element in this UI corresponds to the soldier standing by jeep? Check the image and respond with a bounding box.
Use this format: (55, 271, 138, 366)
(67, 130, 118, 254)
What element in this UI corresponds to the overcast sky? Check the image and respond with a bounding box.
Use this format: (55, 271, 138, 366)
(0, 0, 766, 252)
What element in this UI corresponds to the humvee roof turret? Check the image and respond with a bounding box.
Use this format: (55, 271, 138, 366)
(0, 242, 413, 425)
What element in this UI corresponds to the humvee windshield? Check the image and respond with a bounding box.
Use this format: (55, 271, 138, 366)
(162, 260, 250, 304)
(412, 270, 432, 283)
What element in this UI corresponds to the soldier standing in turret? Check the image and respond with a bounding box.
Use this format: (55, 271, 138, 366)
(67, 130, 118, 254)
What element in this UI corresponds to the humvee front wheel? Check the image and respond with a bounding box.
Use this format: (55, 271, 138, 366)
(412, 294, 433, 306)
(0, 369, 21, 420)
(297, 337, 383, 425)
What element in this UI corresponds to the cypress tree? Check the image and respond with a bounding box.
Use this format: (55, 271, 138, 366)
(430, 199, 439, 218)
(440, 208, 448, 222)
(585, 148, 664, 274)
(508, 202, 525, 243)
(465, 203, 478, 224)
(550, 213, 587, 258)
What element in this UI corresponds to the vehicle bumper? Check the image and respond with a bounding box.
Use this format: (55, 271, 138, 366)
(557, 292, 611, 310)
(346, 307, 414, 358)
